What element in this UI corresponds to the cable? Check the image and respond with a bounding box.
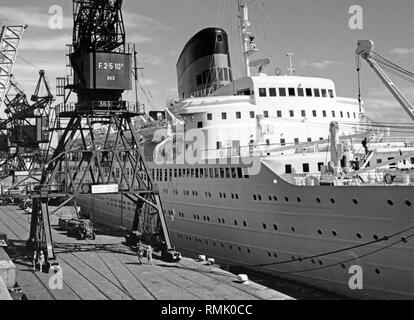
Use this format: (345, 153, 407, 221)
(17, 54, 42, 70)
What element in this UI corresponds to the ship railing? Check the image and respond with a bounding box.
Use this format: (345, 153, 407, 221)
(55, 101, 144, 115)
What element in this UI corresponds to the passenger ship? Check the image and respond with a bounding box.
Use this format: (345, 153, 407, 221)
(77, 1, 414, 299)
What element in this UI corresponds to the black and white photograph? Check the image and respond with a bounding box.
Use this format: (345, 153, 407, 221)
(0, 0, 413, 309)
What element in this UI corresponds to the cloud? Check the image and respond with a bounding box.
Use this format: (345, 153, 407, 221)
(0, 5, 72, 29)
(123, 12, 170, 32)
(299, 60, 336, 69)
(363, 86, 414, 123)
(389, 47, 414, 56)
(20, 35, 70, 51)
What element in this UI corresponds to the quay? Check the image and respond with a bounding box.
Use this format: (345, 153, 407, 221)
(0, 204, 293, 300)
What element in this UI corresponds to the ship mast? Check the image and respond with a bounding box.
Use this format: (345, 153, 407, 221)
(238, 0, 258, 77)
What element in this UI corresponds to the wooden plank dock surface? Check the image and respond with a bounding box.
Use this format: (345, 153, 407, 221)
(0, 205, 292, 300)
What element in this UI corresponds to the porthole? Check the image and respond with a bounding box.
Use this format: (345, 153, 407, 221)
(352, 199, 358, 204)
(267, 252, 271, 257)
(273, 224, 278, 231)
(234, 220, 238, 226)
(247, 248, 251, 253)
(318, 260, 323, 265)
(317, 229, 322, 235)
(243, 221, 247, 227)
(253, 194, 257, 201)
(258, 195, 262, 201)
(238, 247, 241, 251)
(263, 223, 267, 230)
(375, 269, 381, 274)
(332, 231, 337, 236)
(341, 263, 346, 269)
(297, 197, 301, 202)
(330, 198, 335, 204)
(405, 200, 412, 206)
(285, 196, 289, 202)
(229, 245, 233, 249)
(268, 196, 272, 201)
(291, 227, 296, 232)
(356, 233, 362, 239)
(213, 242, 216, 246)
(221, 243, 224, 248)
(316, 197, 321, 203)
(273, 253, 278, 258)
(373, 234, 379, 241)
(311, 259, 315, 264)
(273, 196, 277, 201)
(387, 200, 393, 206)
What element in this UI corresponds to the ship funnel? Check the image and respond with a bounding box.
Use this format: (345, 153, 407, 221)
(176, 28, 232, 99)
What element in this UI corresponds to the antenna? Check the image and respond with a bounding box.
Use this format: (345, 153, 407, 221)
(286, 50, 295, 76)
(238, 0, 258, 77)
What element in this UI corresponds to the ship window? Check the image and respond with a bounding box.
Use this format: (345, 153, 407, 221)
(289, 110, 294, 117)
(206, 70, 212, 83)
(303, 163, 310, 173)
(277, 110, 282, 117)
(306, 88, 313, 97)
(328, 89, 334, 98)
(353, 112, 356, 118)
(216, 141, 221, 150)
(285, 164, 292, 174)
(347, 112, 350, 118)
(197, 121, 203, 128)
(236, 111, 241, 119)
(174, 169, 177, 178)
(301, 110, 306, 117)
(294, 138, 299, 145)
(225, 167, 230, 178)
(214, 168, 219, 178)
(224, 68, 229, 81)
(322, 110, 327, 117)
(264, 110, 269, 118)
(314, 89, 320, 97)
(321, 89, 327, 97)
(207, 113, 212, 120)
(196, 74, 202, 86)
(269, 88, 277, 96)
(259, 88, 267, 97)
(266, 139, 270, 146)
(220, 168, 225, 178)
(221, 112, 227, 120)
(297, 87, 304, 96)
(218, 68, 224, 81)
(231, 167, 237, 178)
(195, 168, 199, 178)
(332, 111, 336, 117)
(280, 138, 286, 146)
(263, 223, 267, 230)
(307, 137, 312, 142)
(317, 162, 324, 171)
(237, 167, 243, 178)
(279, 88, 286, 96)
(340, 111, 343, 118)
(376, 159, 382, 164)
(229, 69, 233, 81)
(288, 88, 295, 96)
(202, 70, 207, 84)
(191, 169, 194, 178)
(217, 34, 223, 41)
(209, 168, 214, 178)
(250, 111, 255, 118)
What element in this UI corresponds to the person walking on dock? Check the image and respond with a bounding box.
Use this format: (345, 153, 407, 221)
(137, 241, 144, 265)
(32, 250, 37, 271)
(147, 245, 153, 265)
(38, 250, 45, 272)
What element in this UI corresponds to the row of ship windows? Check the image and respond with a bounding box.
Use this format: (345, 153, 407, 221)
(203, 109, 357, 122)
(196, 67, 233, 86)
(175, 234, 383, 274)
(252, 193, 412, 207)
(165, 188, 240, 200)
(258, 87, 335, 98)
(152, 167, 249, 182)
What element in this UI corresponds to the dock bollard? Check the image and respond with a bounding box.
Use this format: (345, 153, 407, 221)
(198, 255, 206, 262)
(207, 258, 215, 265)
(238, 274, 249, 284)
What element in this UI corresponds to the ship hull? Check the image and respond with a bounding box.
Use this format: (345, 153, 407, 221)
(77, 162, 414, 299)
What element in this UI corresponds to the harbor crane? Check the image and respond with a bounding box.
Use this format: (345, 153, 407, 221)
(355, 40, 414, 122)
(0, 25, 27, 110)
(27, 0, 180, 270)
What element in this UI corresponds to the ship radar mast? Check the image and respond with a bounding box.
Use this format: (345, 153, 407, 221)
(286, 50, 295, 76)
(238, 0, 258, 77)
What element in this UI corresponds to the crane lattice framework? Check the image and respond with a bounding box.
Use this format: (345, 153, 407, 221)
(28, 0, 175, 269)
(0, 25, 27, 109)
(0, 71, 53, 181)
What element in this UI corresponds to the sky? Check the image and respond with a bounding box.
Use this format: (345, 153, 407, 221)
(1, 0, 414, 124)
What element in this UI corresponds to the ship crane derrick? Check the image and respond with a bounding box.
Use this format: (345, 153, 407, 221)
(26, 0, 179, 270)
